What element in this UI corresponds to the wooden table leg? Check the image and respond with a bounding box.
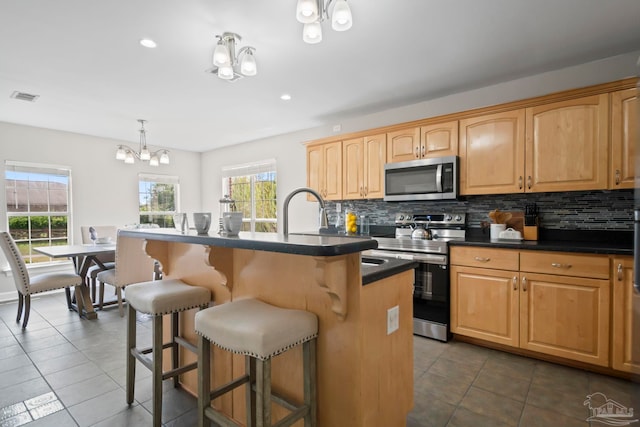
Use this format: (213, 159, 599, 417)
(74, 284, 98, 320)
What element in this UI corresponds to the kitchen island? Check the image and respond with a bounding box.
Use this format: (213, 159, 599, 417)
(117, 228, 415, 426)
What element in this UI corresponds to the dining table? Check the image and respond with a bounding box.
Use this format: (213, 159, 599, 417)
(34, 243, 116, 320)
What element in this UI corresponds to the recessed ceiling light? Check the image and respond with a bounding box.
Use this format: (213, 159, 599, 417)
(140, 39, 157, 48)
(280, 94, 292, 101)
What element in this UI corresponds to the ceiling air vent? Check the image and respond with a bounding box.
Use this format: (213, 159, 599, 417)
(10, 91, 40, 102)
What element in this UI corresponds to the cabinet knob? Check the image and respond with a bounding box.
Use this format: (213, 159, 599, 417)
(474, 256, 490, 263)
(360, 186, 363, 197)
(527, 176, 532, 189)
(513, 276, 518, 291)
(415, 147, 419, 158)
(522, 276, 527, 292)
(617, 263, 623, 281)
(518, 176, 523, 190)
(615, 169, 621, 185)
(421, 145, 426, 156)
(364, 186, 368, 196)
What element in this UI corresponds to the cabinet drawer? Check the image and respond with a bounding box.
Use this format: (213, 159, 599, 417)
(450, 246, 519, 270)
(519, 251, 609, 279)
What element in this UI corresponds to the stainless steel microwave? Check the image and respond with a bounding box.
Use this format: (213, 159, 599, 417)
(384, 156, 458, 201)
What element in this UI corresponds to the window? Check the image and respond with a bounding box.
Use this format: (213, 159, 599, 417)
(4, 161, 72, 264)
(138, 173, 180, 227)
(222, 159, 277, 232)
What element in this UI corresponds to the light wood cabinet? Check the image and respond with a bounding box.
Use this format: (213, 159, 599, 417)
(306, 141, 342, 201)
(459, 110, 525, 195)
(525, 94, 609, 192)
(519, 272, 610, 367)
(387, 127, 420, 163)
(611, 257, 640, 373)
(421, 121, 458, 158)
(610, 88, 637, 189)
(387, 122, 458, 163)
(460, 94, 610, 195)
(451, 247, 611, 367)
(450, 247, 520, 347)
(343, 134, 386, 199)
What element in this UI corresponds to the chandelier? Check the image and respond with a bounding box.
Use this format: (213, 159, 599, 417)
(296, 0, 353, 44)
(207, 32, 257, 81)
(115, 120, 169, 166)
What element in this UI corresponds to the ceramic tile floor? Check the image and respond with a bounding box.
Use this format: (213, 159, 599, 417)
(0, 291, 638, 426)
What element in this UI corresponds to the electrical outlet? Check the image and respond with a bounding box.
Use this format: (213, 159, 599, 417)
(387, 305, 399, 335)
(336, 202, 341, 212)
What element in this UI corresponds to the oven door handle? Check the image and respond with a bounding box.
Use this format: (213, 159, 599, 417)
(364, 249, 447, 265)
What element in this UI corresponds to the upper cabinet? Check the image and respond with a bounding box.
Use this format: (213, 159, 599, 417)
(306, 141, 342, 201)
(525, 94, 609, 193)
(461, 94, 610, 195)
(343, 134, 386, 199)
(421, 121, 458, 158)
(387, 127, 420, 163)
(387, 121, 458, 163)
(459, 110, 525, 195)
(610, 88, 637, 189)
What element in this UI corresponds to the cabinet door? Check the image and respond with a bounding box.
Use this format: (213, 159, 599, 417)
(525, 94, 609, 193)
(343, 138, 364, 200)
(387, 127, 420, 163)
(450, 265, 519, 347)
(307, 144, 323, 200)
(611, 257, 640, 373)
(363, 133, 386, 199)
(519, 272, 610, 366)
(610, 89, 637, 189)
(459, 110, 525, 195)
(420, 120, 458, 158)
(323, 141, 342, 200)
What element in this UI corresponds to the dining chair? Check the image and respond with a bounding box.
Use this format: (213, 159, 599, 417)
(0, 231, 83, 328)
(80, 225, 117, 302)
(96, 232, 157, 316)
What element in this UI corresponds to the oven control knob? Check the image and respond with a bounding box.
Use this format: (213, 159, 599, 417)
(455, 215, 462, 221)
(398, 214, 404, 220)
(445, 215, 452, 221)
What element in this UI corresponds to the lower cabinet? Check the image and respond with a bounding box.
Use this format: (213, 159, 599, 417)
(451, 247, 611, 368)
(611, 257, 640, 373)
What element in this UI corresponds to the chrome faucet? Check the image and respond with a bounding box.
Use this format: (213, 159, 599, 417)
(283, 187, 329, 236)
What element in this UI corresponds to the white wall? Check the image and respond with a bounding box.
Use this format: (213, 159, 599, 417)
(202, 51, 640, 233)
(0, 122, 201, 298)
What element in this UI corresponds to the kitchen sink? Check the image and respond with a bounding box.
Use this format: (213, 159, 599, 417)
(361, 256, 389, 267)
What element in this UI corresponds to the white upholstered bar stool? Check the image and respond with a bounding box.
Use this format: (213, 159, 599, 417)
(195, 298, 318, 427)
(125, 279, 211, 427)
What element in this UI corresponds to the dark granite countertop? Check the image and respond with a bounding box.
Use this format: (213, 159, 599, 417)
(361, 256, 418, 285)
(451, 234, 633, 256)
(119, 228, 378, 257)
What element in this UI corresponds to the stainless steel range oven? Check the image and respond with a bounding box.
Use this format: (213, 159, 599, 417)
(366, 213, 466, 342)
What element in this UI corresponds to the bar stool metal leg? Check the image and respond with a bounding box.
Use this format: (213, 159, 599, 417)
(126, 304, 136, 405)
(172, 312, 179, 387)
(255, 359, 271, 427)
(197, 334, 211, 427)
(152, 315, 163, 427)
(304, 339, 317, 427)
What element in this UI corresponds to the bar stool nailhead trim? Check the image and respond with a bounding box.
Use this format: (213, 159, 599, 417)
(195, 298, 318, 427)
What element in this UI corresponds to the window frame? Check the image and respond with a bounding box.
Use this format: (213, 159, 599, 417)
(138, 173, 181, 228)
(221, 159, 277, 233)
(4, 160, 73, 266)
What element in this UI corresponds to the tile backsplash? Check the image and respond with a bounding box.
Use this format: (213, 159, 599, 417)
(325, 189, 634, 230)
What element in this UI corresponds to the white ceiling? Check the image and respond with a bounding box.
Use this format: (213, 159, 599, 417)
(1, 0, 639, 153)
